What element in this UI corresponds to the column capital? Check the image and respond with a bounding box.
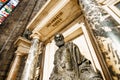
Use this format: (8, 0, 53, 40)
(30, 32, 41, 39)
(14, 37, 31, 56)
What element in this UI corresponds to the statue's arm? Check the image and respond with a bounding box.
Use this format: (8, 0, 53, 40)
(73, 44, 103, 79)
(54, 52, 57, 65)
(53, 51, 59, 73)
(73, 43, 86, 65)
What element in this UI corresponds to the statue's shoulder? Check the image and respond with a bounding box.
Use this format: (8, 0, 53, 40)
(65, 41, 73, 46)
(66, 41, 78, 47)
(66, 41, 73, 45)
(65, 41, 77, 48)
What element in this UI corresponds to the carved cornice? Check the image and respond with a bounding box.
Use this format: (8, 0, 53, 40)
(14, 37, 31, 56)
(26, 0, 82, 42)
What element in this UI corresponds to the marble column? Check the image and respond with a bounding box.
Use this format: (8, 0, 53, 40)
(21, 34, 42, 80)
(79, 0, 120, 79)
(6, 37, 31, 80)
(7, 53, 22, 80)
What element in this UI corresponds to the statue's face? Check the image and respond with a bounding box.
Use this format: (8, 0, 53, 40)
(54, 34, 65, 47)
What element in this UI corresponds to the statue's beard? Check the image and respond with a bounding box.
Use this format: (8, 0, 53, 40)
(56, 41, 64, 47)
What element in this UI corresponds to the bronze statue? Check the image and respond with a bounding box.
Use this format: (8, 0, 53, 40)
(49, 33, 103, 80)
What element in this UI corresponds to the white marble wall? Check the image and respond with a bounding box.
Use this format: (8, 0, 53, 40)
(43, 41, 57, 80)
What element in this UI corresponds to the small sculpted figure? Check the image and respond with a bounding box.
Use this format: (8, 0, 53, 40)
(49, 33, 103, 80)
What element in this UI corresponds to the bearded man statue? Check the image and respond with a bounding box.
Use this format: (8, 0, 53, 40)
(49, 33, 103, 80)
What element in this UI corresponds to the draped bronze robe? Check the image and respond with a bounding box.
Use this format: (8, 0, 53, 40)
(49, 42, 102, 80)
(49, 42, 86, 80)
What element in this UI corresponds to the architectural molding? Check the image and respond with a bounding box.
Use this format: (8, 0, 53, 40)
(7, 37, 31, 80)
(27, 0, 82, 42)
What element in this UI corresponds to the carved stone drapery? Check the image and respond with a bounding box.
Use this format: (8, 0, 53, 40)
(79, 0, 120, 79)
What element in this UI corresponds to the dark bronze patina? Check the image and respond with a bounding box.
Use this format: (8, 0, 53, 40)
(49, 33, 103, 80)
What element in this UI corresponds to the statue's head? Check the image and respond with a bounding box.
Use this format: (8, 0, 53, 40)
(54, 33, 65, 47)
